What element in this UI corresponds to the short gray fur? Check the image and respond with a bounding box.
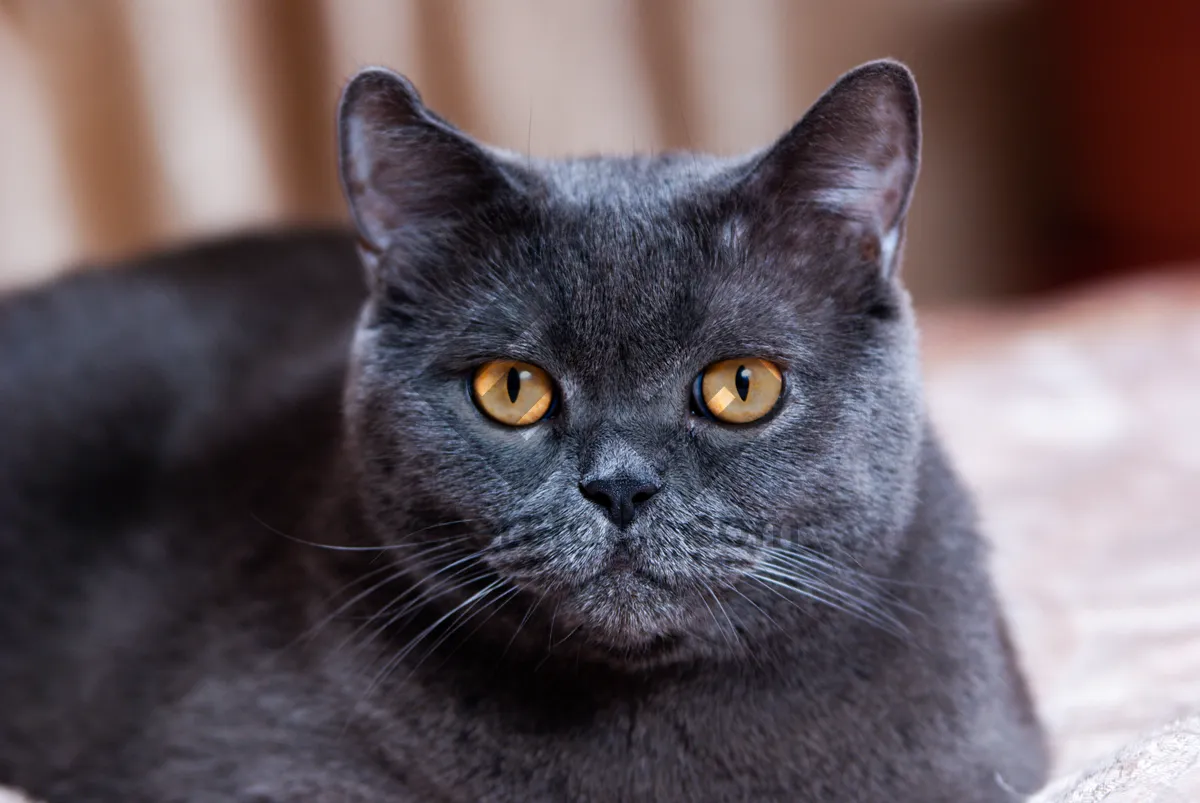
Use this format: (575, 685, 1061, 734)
(0, 61, 1048, 801)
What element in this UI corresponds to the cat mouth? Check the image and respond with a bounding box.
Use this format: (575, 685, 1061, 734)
(606, 542, 635, 573)
(560, 568, 688, 647)
(600, 544, 670, 588)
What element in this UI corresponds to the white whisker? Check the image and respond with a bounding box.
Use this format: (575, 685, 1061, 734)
(363, 578, 510, 702)
(749, 569, 909, 638)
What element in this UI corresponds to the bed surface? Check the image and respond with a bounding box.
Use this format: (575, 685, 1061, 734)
(925, 269, 1200, 800)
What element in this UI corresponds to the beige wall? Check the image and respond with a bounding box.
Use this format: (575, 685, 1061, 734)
(0, 0, 1045, 303)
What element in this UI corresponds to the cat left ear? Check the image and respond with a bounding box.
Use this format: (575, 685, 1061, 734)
(742, 60, 921, 277)
(337, 68, 517, 276)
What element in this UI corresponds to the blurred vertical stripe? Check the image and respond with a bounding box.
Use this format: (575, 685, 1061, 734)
(0, 0, 1046, 303)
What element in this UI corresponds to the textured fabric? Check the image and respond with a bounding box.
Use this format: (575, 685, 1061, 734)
(926, 269, 1200, 779)
(1033, 715, 1200, 803)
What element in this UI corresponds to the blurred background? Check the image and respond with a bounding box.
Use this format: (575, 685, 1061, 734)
(1, 0, 1197, 303)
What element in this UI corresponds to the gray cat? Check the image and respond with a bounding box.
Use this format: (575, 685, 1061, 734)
(0, 60, 1049, 802)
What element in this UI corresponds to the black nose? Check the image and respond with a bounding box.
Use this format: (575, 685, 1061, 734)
(580, 475, 660, 529)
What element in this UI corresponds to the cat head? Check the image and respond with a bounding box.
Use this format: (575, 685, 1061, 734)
(336, 61, 924, 665)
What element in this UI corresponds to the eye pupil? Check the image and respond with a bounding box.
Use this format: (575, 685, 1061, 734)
(506, 367, 521, 403)
(696, 357, 783, 424)
(735, 365, 750, 401)
(473, 361, 555, 427)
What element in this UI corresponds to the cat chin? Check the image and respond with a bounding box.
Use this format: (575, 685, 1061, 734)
(551, 570, 694, 652)
(491, 548, 737, 665)
(584, 630, 685, 667)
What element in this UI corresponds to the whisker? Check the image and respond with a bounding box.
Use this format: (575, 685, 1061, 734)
(748, 573, 853, 625)
(710, 584, 744, 652)
(749, 569, 909, 637)
(301, 536, 480, 648)
(722, 580, 779, 631)
(363, 578, 510, 702)
(755, 562, 899, 626)
(503, 586, 548, 659)
(548, 621, 582, 650)
(698, 588, 729, 648)
(319, 561, 400, 605)
(295, 564, 408, 647)
(344, 563, 491, 661)
(411, 584, 522, 675)
(761, 547, 925, 622)
(772, 542, 938, 591)
(252, 514, 481, 553)
(536, 610, 576, 671)
(339, 570, 498, 736)
(759, 554, 869, 602)
(547, 601, 561, 648)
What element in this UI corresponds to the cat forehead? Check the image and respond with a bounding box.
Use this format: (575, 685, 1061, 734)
(417, 152, 837, 380)
(470, 232, 802, 387)
(468, 157, 804, 359)
(514, 155, 759, 282)
(512, 151, 746, 207)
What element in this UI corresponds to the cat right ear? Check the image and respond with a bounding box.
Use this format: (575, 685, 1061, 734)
(337, 68, 515, 276)
(739, 60, 921, 279)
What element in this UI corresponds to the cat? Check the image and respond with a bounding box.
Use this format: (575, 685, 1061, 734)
(0, 60, 1049, 802)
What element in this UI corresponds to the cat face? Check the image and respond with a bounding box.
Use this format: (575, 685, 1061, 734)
(337, 63, 925, 661)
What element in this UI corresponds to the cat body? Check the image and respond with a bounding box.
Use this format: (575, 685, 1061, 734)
(0, 62, 1048, 801)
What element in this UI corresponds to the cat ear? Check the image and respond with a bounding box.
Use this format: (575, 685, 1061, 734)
(337, 68, 516, 273)
(741, 60, 920, 277)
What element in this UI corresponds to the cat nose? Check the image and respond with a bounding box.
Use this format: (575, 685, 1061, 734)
(579, 475, 661, 529)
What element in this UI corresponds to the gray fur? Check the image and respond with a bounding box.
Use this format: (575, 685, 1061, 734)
(0, 61, 1048, 801)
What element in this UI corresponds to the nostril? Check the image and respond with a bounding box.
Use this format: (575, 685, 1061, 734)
(580, 480, 615, 511)
(630, 484, 659, 507)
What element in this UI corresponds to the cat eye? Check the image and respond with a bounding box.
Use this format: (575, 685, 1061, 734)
(693, 358, 784, 424)
(472, 360, 556, 426)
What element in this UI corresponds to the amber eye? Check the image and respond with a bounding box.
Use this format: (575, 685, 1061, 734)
(472, 360, 555, 426)
(695, 358, 784, 424)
